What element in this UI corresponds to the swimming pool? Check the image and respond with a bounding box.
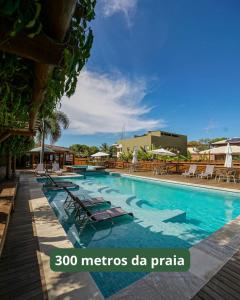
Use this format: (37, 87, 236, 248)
(42, 173, 240, 297)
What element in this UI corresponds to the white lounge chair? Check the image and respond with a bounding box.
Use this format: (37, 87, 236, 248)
(182, 165, 197, 177)
(198, 165, 214, 179)
(52, 162, 63, 176)
(35, 163, 46, 176)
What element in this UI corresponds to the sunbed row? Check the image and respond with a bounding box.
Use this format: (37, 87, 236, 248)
(35, 162, 63, 176)
(182, 164, 240, 183)
(44, 175, 133, 227)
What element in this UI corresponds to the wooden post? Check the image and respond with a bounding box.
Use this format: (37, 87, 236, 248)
(12, 155, 16, 176)
(6, 152, 12, 179)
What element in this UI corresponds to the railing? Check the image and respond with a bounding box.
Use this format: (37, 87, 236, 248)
(107, 160, 240, 174)
(74, 158, 88, 165)
(73, 158, 240, 173)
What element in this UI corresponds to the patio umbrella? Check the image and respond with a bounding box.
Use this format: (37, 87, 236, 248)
(224, 143, 233, 168)
(132, 149, 138, 164)
(30, 147, 55, 153)
(148, 148, 176, 156)
(91, 151, 110, 157)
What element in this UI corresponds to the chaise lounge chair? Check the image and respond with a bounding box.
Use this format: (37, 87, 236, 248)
(52, 162, 63, 176)
(198, 165, 215, 179)
(63, 188, 111, 209)
(44, 174, 79, 190)
(63, 187, 133, 225)
(182, 164, 197, 177)
(35, 163, 46, 176)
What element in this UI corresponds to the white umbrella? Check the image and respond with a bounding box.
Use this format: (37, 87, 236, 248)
(91, 151, 109, 157)
(224, 143, 233, 168)
(132, 149, 138, 164)
(148, 148, 176, 156)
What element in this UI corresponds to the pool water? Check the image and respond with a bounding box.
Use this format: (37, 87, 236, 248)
(42, 173, 240, 297)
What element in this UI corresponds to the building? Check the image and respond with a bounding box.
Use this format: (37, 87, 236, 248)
(116, 130, 187, 157)
(200, 138, 240, 161)
(19, 144, 75, 168)
(211, 138, 240, 147)
(187, 147, 201, 161)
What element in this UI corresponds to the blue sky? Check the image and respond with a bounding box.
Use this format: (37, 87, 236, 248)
(58, 0, 240, 147)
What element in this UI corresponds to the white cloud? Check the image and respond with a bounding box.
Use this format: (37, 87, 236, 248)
(101, 0, 138, 26)
(61, 70, 165, 135)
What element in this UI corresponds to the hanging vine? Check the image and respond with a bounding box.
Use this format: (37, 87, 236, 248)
(0, 0, 96, 128)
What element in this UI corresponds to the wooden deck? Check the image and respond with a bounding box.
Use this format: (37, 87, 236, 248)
(0, 178, 46, 300)
(193, 250, 240, 300)
(0, 179, 18, 256)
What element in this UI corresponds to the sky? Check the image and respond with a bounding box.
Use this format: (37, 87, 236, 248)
(57, 0, 240, 147)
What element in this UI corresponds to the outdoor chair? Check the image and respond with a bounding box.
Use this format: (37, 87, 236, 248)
(129, 164, 138, 173)
(153, 165, 169, 175)
(225, 169, 237, 183)
(215, 169, 237, 183)
(63, 187, 133, 227)
(182, 165, 197, 177)
(35, 163, 46, 176)
(43, 174, 79, 190)
(198, 165, 215, 179)
(63, 189, 111, 210)
(52, 162, 63, 176)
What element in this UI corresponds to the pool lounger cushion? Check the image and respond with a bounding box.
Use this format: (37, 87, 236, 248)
(82, 197, 111, 207)
(90, 207, 133, 222)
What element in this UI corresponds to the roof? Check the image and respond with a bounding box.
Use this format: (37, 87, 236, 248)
(200, 145, 240, 155)
(44, 144, 73, 153)
(211, 140, 227, 145)
(211, 138, 240, 145)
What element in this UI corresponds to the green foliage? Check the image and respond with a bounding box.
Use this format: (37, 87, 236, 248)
(41, 0, 96, 117)
(0, 0, 42, 38)
(119, 151, 133, 162)
(0, 135, 34, 156)
(188, 137, 228, 152)
(37, 110, 70, 144)
(0, 0, 96, 127)
(69, 144, 99, 157)
(70, 143, 117, 158)
(137, 149, 153, 161)
(100, 143, 109, 153)
(0, 53, 33, 127)
(109, 145, 117, 158)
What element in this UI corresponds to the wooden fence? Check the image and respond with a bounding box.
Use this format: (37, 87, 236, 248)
(73, 158, 240, 174)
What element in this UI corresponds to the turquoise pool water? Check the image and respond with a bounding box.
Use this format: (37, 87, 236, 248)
(42, 173, 240, 297)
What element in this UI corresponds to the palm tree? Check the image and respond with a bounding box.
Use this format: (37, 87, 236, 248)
(38, 111, 69, 163)
(100, 143, 109, 153)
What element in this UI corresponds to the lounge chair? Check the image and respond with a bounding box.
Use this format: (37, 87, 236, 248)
(52, 162, 63, 176)
(43, 174, 79, 190)
(153, 165, 169, 175)
(35, 163, 46, 176)
(63, 189, 111, 209)
(63, 187, 133, 225)
(182, 164, 197, 177)
(198, 165, 214, 179)
(216, 169, 237, 183)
